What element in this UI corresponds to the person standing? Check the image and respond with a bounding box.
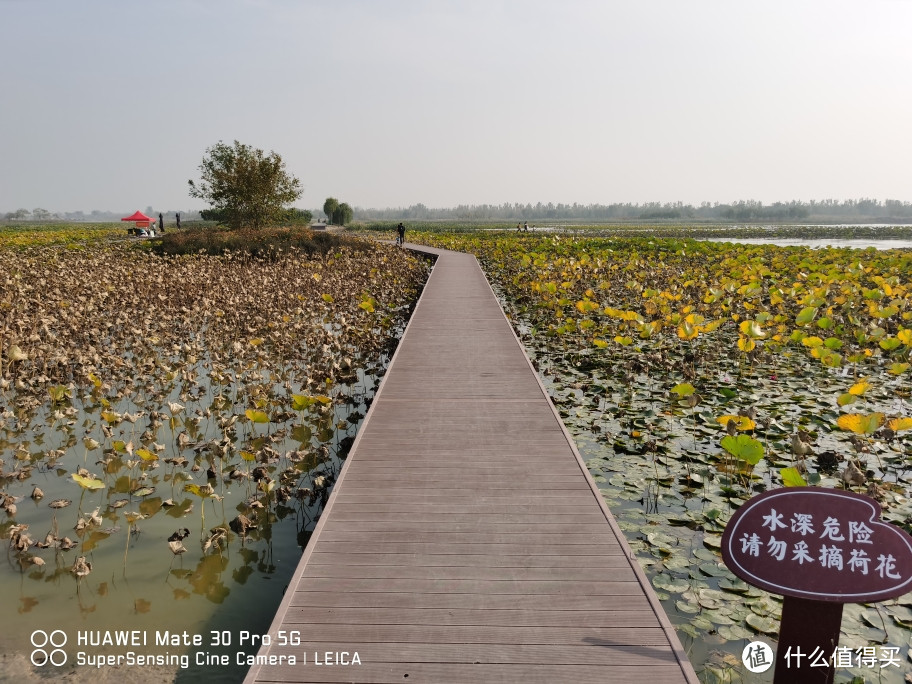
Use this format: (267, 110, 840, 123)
(396, 222, 405, 246)
(158, 213, 164, 233)
(176, 212, 181, 229)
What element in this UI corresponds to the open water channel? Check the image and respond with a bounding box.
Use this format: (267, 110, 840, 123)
(0, 360, 393, 684)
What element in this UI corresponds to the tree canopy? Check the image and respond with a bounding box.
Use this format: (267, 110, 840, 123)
(188, 140, 302, 229)
(333, 202, 353, 226)
(323, 197, 339, 223)
(323, 197, 353, 226)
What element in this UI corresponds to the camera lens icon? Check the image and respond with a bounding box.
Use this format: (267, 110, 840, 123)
(30, 630, 67, 667)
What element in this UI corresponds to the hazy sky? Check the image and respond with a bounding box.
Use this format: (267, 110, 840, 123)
(2, 0, 910, 213)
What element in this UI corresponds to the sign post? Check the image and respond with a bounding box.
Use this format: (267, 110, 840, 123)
(721, 487, 912, 684)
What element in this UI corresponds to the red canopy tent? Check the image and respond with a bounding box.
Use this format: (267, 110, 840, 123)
(121, 210, 154, 228)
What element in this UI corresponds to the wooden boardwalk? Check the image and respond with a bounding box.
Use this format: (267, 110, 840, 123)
(244, 246, 698, 684)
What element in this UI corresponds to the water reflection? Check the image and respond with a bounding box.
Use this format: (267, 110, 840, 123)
(0, 358, 398, 682)
(695, 237, 912, 250)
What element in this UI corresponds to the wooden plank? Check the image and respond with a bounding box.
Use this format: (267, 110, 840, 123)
(310, 542, 625, 556)
(316, 531, 620, 545)
(343, 465, 583, 474)
(324, 512, 606, 524)
(306, 553, 627, 568)
(342, 446, 576, 455)
(325, 504, 600, 515)
(331, 491, 595, 502)
(290, 592, 652, 611)
(270, 607, 665, 629)
(292, 579, 641, 595)
(340, 473, 587, 483)
(257, 623, 670, 646)
(253, 663, 690, 684)
(340, 480, 591, 490)
(300, 564, 625, 582)
(361, 401, 557, 415)
(318, 522, 613, 534)
(254, 642, 678, 666)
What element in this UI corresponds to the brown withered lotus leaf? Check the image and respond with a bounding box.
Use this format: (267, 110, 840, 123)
(0, 237, 427, 634)
(9, 525, 33, 552)
(843, 459, 866, 487)
(1, 243, 425, 402)
(202, 527, 228, 553)
(70, 556, 92, 578)
(168, 540, 187, 555)
(228, 514, 256, 535)
(168, 528, 190, 542)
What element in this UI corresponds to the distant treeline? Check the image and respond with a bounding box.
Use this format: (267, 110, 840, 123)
(1, 208, 203, 222)
(354, 198, 912, 222)
(6, 198, 912, 224)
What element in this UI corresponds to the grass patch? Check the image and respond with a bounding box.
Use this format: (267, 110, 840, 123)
(151, 225, 364, 257)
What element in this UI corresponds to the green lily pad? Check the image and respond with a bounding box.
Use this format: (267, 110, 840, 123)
(676, 623, 699, 639)
(718, 578, 750, 594)
(699, 562, 731, 578)
(746, 613, 779, 635)
(692, 614, 716, 630)
(703, 534, 722, 549)
(717, 624, 753, 641)
(676, 600, 700, 615)
(663, 556, 691, 571)
(693, 548, 720, 562)
(652, 574, 690, 593)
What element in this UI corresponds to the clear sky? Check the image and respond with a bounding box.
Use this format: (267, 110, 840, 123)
(2, 0, 910, 213)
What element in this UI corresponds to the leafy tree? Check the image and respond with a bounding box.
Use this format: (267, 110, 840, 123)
(199, 208, 230, 223)
(283, 208, 313, 225)
(188, 140, 302, 229)
(332, 202, 353, 226)
(323, 197, 339, 224)
(32, 208, 51, 220)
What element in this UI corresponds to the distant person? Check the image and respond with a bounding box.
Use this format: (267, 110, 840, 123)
(176, 212, 181, 229)
(158, 213, 164, 233)
(396, 223, 405, 246)
(516, 223, 521, 232)
(523, 222, 529, 232)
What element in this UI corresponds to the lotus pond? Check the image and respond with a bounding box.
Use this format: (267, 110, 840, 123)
(0, 232, 429, 682)
(0, 223, 129, 249)
(407, 230, 912, 683)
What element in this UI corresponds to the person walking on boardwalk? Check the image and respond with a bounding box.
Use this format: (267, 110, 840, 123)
(396, 222, 405, 247)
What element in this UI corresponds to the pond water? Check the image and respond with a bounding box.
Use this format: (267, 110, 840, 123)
(0, 242, 432, 683)
(696, 237, 912, 250)
(482, 279, 912, 683)
(531, 344, 912, 684)
(0, 361, 390, 684)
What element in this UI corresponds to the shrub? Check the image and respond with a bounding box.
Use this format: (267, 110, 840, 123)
(152, 225, 364, 258)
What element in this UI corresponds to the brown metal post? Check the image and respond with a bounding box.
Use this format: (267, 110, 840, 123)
(773, 596, 844, 684)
